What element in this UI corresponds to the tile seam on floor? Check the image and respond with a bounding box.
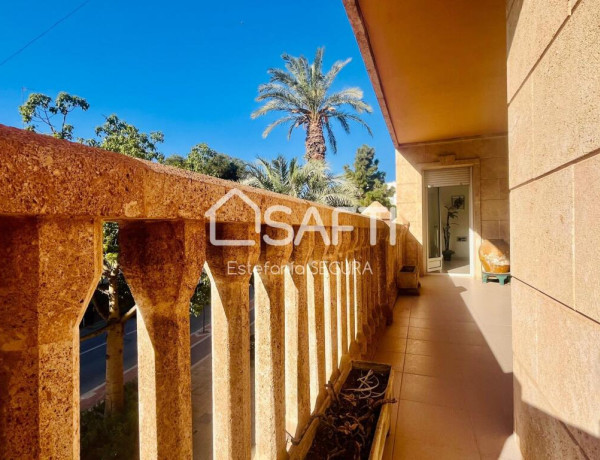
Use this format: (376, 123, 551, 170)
(387, 296, 410, 459)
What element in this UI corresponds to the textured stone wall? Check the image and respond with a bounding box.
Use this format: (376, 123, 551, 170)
(395, 135, 509, 275)
(508, 0, 600, 457)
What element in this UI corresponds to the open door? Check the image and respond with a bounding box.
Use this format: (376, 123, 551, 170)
(426, 186, 443, 272)
(424, 167, 472, 274)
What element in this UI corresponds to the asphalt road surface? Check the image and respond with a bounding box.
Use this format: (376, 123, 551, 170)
(80, 293, 254, 395)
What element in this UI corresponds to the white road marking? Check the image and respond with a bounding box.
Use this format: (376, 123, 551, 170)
(80, 328, 137, 355)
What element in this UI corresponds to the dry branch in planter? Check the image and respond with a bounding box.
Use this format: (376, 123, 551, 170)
(306, 368, 396, 460)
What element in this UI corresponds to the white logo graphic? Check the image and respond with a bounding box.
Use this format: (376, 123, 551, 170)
(205, 187, 397, 247)
(205, 189, 261, 246)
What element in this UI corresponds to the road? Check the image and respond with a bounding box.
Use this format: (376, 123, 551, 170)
(80, 293, 254, 398)
(80, 308, 213, 394)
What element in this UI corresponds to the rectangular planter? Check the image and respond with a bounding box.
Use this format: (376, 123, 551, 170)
(303, 360, 395, 460)
(397, 264, 420, 293)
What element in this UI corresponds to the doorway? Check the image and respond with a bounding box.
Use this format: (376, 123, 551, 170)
(425, 168, 472, 275)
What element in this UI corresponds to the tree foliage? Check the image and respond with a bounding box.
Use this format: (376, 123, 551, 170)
(19, 91, 89, 140)
(88, 115, 164, 162)
(189, 274, 210, 317)
(344, 145, 394, 208)
(244, 155, 358, 207)
(165, 143, 245, 181)
(252, 47, 372, 161)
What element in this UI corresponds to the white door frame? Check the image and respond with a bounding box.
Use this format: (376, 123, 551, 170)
(425, 186, 443, 272)
(423, 166, 474, 276)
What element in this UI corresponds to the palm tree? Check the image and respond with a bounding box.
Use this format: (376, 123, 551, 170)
(244, 155, 359, 207)
(252, 48, 373, 161)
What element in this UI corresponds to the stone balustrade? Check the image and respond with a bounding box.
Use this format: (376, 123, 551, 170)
(0, 125, 407, 459)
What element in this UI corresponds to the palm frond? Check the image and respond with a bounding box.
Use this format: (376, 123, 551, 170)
(330, 112, 373, 136)
(262, 115, 296, 138)
(322, 58, 352, 90)
(251, 99, 294, 119)
(322, 88, 371, 113)
(323, 119, 338, 153)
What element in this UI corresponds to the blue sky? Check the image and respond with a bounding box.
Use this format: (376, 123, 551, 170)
(0, 0, 395, 176)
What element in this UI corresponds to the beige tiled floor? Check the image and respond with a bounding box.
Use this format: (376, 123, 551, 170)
(376, 275, 522, 460)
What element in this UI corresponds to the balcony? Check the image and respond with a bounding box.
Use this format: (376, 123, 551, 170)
(0, 124, 408, 459)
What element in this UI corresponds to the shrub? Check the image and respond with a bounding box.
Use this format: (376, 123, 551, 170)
(81, 381, 139, 459)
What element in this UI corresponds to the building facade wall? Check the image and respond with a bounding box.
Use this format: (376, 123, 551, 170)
(395, 135, 509, 277)
(508, 0, 600, 457)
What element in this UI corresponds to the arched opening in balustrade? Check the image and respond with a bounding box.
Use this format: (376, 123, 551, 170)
(190, 266, 216, 460)
(78, 221, 139, 459)
(192, 265, 256, 459)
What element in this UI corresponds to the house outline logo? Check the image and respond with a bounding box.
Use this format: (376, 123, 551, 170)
(205, 188, 261, 246)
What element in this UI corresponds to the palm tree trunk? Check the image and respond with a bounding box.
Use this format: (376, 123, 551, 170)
(305, 118, 326, 161)
(104, 269, 124, 416)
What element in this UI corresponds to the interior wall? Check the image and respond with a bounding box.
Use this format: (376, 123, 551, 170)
(439, 185, 470, 259)
(507, 0, 600, 457)
(395, 135, 509, 277)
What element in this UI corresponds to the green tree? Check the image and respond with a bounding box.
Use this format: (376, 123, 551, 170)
(163, 154, 187, 168)
(88, 114, 165, 162)
(252, 47, 372, 161)
(244, 155, 358, 207)
(344, 144, 394, 208)
(165, 143, 245, 181)
(188, 275, 210, 318)
(19, 91, 89, 140)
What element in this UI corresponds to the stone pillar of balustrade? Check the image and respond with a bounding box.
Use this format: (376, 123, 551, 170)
(0, 217, 102, 459)
(322, 227, 341, 382)
(253, 227, 292, 460)
(119, 220, 205, 460)
(372, 232, 385, 333)
(336, 230, 351, 371)
(366, 242, 381, 344)
(205, 223, 260, 460)
(307, 231, 329, 412)
(354, 227, 369, 356)
(346, 223, 360, 358)
(285, 230, 314, 439)
(386, 223, 398, 313)
(362, 239, 376, 355)
(377, 230, 393, 325)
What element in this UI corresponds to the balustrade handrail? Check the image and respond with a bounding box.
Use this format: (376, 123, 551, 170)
(0, 124, 387, 232)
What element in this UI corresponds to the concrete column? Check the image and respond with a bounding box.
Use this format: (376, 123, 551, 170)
(354, 228, 369, 356)
(346, 229, 360, 358)
(120, 220, 205, 460)
(386, 224, 398, 315)
(336, 232, 350, 370)
(364, 244, 378, 343)
(307, 235, 328, 411)
(205, 223, 259, 460)
(253, 227, 292, 460)
(285, 230, 314, 438)
(377, 231, 392, 325)
(322, 229, 340, 382)
(372, 235, 385, 333)
(360, 243, 373, 355)
(0, 217, 102, 459)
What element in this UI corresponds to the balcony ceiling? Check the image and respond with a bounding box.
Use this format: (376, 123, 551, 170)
(346, 0, 508, 146)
